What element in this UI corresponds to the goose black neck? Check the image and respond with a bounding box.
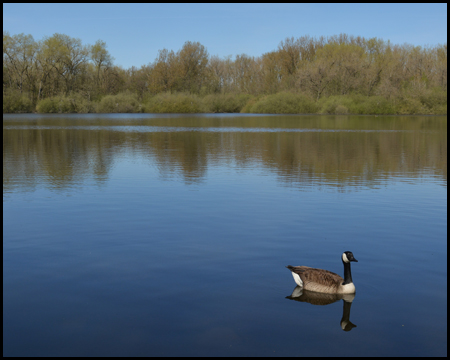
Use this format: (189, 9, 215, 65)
(342, 261, 353, 285)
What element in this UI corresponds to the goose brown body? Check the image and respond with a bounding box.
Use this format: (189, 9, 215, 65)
(286, 266, 353, 294)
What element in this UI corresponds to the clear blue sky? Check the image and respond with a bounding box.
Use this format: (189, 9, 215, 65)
(3, 3, 447, 69)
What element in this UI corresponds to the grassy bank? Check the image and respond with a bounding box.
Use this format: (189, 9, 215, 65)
(3, 89, 447, 115)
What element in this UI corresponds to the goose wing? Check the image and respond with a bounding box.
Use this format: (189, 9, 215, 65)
(287, 266, 344, 287)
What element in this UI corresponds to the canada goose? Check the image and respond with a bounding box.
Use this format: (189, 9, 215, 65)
(286, 251, 358, 294)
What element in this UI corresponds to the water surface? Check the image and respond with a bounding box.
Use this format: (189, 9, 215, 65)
(3, 114, 447, 356)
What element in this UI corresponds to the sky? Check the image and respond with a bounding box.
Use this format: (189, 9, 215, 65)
(3, 3, 447, 69)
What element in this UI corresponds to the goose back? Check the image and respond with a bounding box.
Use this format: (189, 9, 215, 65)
(286, 265, 354, 294)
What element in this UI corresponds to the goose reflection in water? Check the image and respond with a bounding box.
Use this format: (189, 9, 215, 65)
(286, 286, 357, 332)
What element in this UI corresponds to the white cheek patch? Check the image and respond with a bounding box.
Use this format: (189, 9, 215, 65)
(342, 253, 349, 263)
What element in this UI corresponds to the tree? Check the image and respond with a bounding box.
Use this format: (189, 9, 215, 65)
(176, 41, 209, 94)
(277, 37, 301, 89)
(3, 32, 37, 94)
(433, 44, 447, 90)
(204, 55, 227, 94)
(147, 48, 179, 94)
(90, 40, 113, 91)
(232, 54, 259, 94)
(40, 33, 89, 94)
(260, 51, 281, 94)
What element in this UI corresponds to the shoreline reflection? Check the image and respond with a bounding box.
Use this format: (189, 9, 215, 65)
(3, 115, 447, 193)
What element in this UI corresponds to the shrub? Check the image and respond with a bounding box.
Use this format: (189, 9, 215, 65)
(36, 93, 95, 114)
(201, 93, 252, 113)
(397, 97, 429, 115)
(36, 96, 73, 113)
(335, 104, 349, 114)
(432, 102, 447, 115)
(96, 91, 142, 113)
(318, 95, 356, 114)
(68, 93, 95, 113)
(351, 96, 396, 115)
(319, 94, 396, 115)
(247, 92, 318, 114)
(3, 90, 34, 113)
(240, 95, 263, 113)
(144, 92, 202, 113)
(419, 88, 447, 114)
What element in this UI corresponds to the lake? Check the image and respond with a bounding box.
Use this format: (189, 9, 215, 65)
(3, 113, 447, 356)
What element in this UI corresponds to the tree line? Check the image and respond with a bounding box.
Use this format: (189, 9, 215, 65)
(3, 32, 447, 114)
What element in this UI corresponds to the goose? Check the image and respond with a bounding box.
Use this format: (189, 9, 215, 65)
(286, 251, 358, 294)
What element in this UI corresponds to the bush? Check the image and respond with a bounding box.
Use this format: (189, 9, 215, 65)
(36, 96, 73, 113)
(69, 93, 95, 113)
(397, 97, 429, 115)
(96, 91, 142, 113)
(36, 93, 95, 113)
(319, 94, 396, 115)
(240, 95, 263, 113)
(419, 88, 447, 114)
(432, 102, 447, 115)
(144, 92, 202, 113)
(351, 96, 396, 115)
(335, 105, 349, 114)
(201, 93, 252, 113)
(247, 92, 318, 114)
(318, 95, 356, 114)
(3, 90, 34, 113)
(395, 86, 449, 115)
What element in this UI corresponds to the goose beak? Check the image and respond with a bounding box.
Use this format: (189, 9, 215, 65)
(352, 258, 358, 262)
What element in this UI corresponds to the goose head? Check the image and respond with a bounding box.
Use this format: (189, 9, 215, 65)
(342, 251, 358, 264)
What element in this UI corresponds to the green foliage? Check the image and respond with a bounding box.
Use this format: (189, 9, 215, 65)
(36, 98, 56, 113)
(335, 105, 349, 114)
(397, 97, 429, 115)
(3, 30, 447, 115)
(246, 92, 319, 114)
(433, 102, 447, 115)
(96, 91, 142, 113)
(395, 87, 448, 115)
(240, 95, 263, 113)
(201, 93, 252, 113)
(69, 93, 96, 113)
(3, 90, 34, 113)
(351, 96, 396, 115)
(318, 95, 357, 114)
(36, 93, 95, 113)
(144, 92, 202, 113)
(36, 96, 71, 113)
(419, 87, 447, 114)
(319, 95, 396, 115)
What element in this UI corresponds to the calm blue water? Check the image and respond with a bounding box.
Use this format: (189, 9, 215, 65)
(3, 114, 447, 356)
